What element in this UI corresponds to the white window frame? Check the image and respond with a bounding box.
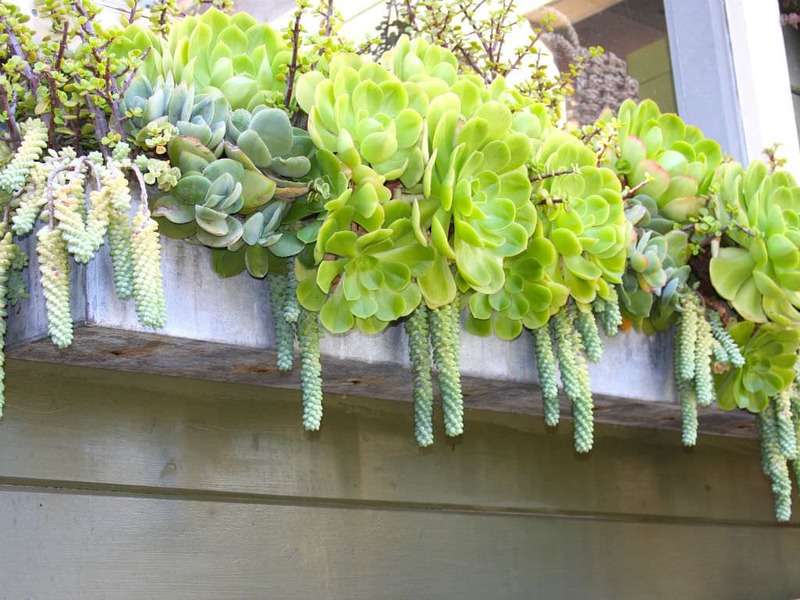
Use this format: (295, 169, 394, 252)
(666, 0, 800, 174)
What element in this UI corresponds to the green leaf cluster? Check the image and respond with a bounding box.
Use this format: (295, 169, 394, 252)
(112, 8, 290, 111)
(709, 162, 800, 326)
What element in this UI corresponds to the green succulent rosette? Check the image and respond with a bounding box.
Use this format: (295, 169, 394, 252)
(608, 99, 723, 222)
(417, 96, 535, 304)
(112, 8, 289, 110)
(532, 132, 629, 306)
(295, 151, 434, 334)
(121, 73, 229, 156)
(618, 195, 691, 330)
(709, 161, 800, 325)
(151, 155, 245, 248)
(380, 35, 460, 89)
(715, 322, 800, 412)
(464, 221, 569, 340)
(294, 53, 427, 188)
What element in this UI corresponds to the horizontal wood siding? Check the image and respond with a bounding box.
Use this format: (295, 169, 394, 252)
(1, 359, 799, 599)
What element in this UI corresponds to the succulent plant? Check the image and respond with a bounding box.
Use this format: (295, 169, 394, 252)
(619, 228, 690, 329)
(225, 106, 314, 184)
(715, 322, 800, 412)
(113, 9, 290, 111)
(709, 161, 800, 326)
(606, 99, 723, 222)
(464, 225, 570, 340)
(151, 157, 245, 248)
(295, 53, 427, 189)
(299, 203, 434, 334)
(532, 132, 629, 307)
(421, 98, 535, 299)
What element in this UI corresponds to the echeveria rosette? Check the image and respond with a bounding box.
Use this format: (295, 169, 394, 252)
(294, 53, 427, 189)
(709, 161, 800, 326)
(296, 205, 434, 335)
(379, 35, 525, 115)
(151, 157, 245, 248)
(464, 226, 570, 340)
(618, 196, 692, 331)
(223, 105, 317, 221)
(112, 9, 289, 110)
(715, 322, 800, 412)
(380, 36, 460, 89)
(608, 99, 723, 222)
(418, 96, 535, 304)
(121, 74, 229, 156)
(534, 133, 629, 306)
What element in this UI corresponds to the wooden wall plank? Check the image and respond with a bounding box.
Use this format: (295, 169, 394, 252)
(0, 360, 781, 524)
(2, 488, 800, 600)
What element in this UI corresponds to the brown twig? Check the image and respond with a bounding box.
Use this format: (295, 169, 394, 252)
(284, 9, 303, 109)
(530, 168, 576, 182)
(622, 178, 650, 199)
(0, 17, 39, 90)
(0, 88, 20, 146)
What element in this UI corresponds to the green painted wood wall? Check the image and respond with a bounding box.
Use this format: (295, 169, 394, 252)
(1, 359, 799, 599)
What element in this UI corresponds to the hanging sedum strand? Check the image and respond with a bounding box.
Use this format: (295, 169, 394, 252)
(532, 323, 560, 427)
(36, 225, 73, 349)
(297, 307, 324, 431)
(130, 205, 167, 329)
(405, 303, 435, 447)
(0, 119, 47, 198)
(0, 227, 14, 417)
(551, 304, 594, 453)
(757, 402, 793, 522)
(429, 301, 464, 438)
(269, 272, 296, 372)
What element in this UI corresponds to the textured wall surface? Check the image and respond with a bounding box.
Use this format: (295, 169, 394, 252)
(0, 359, 799, 599)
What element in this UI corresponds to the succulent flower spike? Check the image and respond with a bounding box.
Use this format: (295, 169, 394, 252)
(709, 161, 800, 326)
(607, 99, 723, 222)
(716, 322, 800, 412)
(113, 8, 290, 110)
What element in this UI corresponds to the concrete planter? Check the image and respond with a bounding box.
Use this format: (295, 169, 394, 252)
(6, 235, 755, 437)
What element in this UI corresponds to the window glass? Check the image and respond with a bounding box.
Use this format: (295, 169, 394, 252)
(232, 0, 674, 125)
(513, 0, 672, 126)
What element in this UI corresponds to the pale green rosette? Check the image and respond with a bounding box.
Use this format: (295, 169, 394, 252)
(709, 161, 800, 326)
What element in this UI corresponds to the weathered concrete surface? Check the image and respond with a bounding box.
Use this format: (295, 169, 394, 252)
(5, 236, 754, 437)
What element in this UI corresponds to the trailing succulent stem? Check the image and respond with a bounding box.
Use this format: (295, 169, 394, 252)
(592, 296, 622, 337)
(575, 307, 603, 362)
(298, 307, 324, 431)
(677, 377, 698, 447)
(0, 229, 14, 417)
(406, 303, 435, 447)
(269, 272, 296, 372)
(757, 404, 793, 522)
(429, 302, 464, 438)
(37, 225, 72, 349)
(673, 293, 721, 443)
(532, 324, 560, 427)
(552, 306, 594, 453)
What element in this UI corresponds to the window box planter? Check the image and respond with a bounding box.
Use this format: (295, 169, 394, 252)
(6, 235, 755, 439)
